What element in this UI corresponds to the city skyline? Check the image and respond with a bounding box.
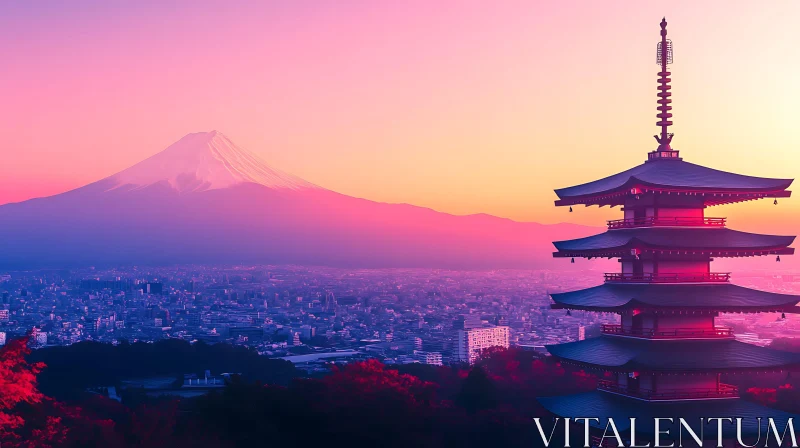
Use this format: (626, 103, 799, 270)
(2, 1, 799, 234)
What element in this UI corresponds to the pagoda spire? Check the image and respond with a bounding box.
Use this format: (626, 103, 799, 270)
(654, 17, 674, 152)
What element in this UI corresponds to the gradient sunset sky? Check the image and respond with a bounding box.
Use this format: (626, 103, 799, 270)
(1, 0, 799, 233)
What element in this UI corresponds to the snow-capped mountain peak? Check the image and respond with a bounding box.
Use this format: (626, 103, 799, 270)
(106, 131, 318, 193)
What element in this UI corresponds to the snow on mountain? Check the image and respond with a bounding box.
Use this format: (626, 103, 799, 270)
(105, 131, 318, 193)
(0, 130, 601, 269)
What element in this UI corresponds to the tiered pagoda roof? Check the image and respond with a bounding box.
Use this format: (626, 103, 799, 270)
(553, 227, 795, 258)
(547, 337, 800, 372)
(554, 158, 793, 208)
(550, 283, 800, 313)
(538, 18, 800, 441)
(539, 391, 796, 439)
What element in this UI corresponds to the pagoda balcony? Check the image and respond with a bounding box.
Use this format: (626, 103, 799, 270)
(646, 149, 682, 161)
(600, 324, 734, 339)
(607, 217, 726, 230)
(597, 379, 738, 401)
(603, 272, 730, 283)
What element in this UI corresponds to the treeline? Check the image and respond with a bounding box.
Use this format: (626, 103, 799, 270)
(10, 338, 800, 447)
(28, 339, 301, 400)
(0, 338, 604, 447)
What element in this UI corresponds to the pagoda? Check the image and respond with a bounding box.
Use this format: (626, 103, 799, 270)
(539, 18, 800, 443)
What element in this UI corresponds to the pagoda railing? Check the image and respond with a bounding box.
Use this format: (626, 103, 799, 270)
(647, 149, 681, 161)
(603, 272, 730, 283)
(597, 380, 738, 400)
(601, 324, 734, 339)
(607, 217, 726, 229)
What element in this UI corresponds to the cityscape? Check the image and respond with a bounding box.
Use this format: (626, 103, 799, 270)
(3, 266, 800, 372)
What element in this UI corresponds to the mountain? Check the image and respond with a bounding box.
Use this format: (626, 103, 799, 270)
(106, 131, 316, 193)
(0, 131, 598, 269)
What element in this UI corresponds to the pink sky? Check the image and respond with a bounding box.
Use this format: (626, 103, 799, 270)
(1, 0, 799, 234)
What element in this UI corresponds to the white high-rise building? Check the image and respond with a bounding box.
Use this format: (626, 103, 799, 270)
(0, 332, 6, 346)
(578, 324, 586, 341)
(413, 350, 443, 366)
(456, 326, 510, 365)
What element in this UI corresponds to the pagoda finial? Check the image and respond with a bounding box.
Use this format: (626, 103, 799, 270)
(654, 17, 674, 152)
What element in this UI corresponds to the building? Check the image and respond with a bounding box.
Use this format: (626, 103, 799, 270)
(0, 332, 6, 346)
(413, 350, 443, 366)
(298, 325, 315, 340)
(538, 18, 800, 443)
(577, 324, 585, 341)
(337, 296, 359, 306)
(323, 291, 337, 312)
(456, 326, 509, 365)
(141, 282, 163, 295)
(0, 309, 8, 322)
(454, 314, 482, 330)
(84, 317, 100, 334)
(229, 327, 264, 340)
(30, 327, 48, 347)
(79, 279, 131, 291)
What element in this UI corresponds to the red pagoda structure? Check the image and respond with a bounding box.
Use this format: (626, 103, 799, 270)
(539, 18, 800, 443)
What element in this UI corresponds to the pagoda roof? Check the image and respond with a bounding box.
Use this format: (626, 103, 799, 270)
(553, 227, 795, 258)
(554, 158, 793, 207)
(546, 337, 800, 372)
(550, 283, 800, 312)
(538, 391, 797, 440)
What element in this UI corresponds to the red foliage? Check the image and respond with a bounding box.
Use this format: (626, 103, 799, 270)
(0, 337, 48, 446)
(476, 347, 593, 394)
(0, 338, 125, 448)
(324, 359, 438, 406)
(746, 387, 777, 406)
(0, 341, 603, 447)
(571, 370, 597, 388)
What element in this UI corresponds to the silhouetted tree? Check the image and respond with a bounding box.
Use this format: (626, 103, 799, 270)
(456, 366, 496, 413)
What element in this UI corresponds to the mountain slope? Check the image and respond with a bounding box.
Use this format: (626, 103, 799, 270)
(0, 131, 597, 269)
(104, 130, 317, 193)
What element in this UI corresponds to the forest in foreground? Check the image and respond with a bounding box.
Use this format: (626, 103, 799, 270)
(2, 338, 800, 447)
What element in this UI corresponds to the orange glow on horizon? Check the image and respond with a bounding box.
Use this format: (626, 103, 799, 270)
(1, 0, 799, 235)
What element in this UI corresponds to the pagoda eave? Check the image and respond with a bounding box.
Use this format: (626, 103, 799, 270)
(552, 358, 799, 375)
(546, 337, 800, 373)
(555, 188, 791, 208)
(553, 228, 796, 256)
(553, 246, 794, 259)
(549, 283, 800, 327)
(553, 159, 793, 208)
(549, 302, 800, 314)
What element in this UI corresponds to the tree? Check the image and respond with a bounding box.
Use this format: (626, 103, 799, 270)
(0, 337, 49, 445)
(456, 367, 496, 413)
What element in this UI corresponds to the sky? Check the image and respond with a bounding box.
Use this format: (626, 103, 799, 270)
(1, 0, 799, 234)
